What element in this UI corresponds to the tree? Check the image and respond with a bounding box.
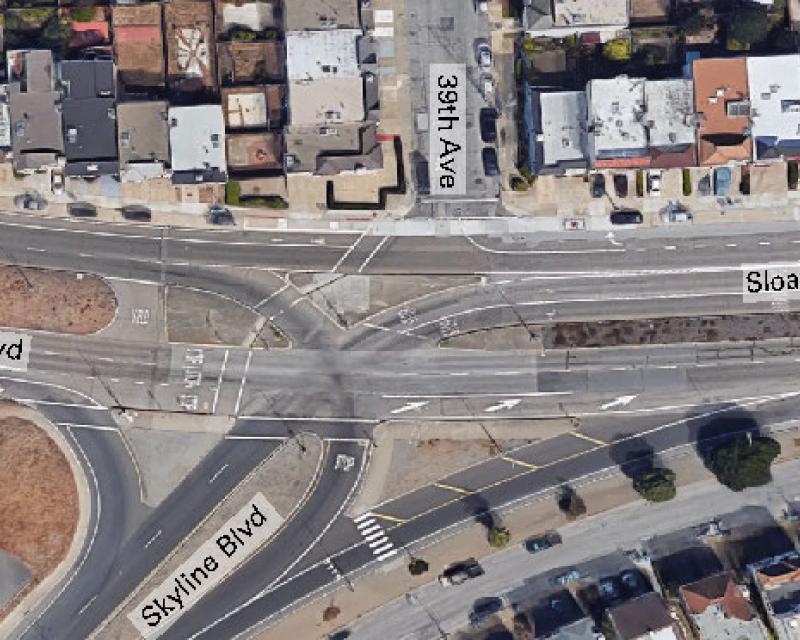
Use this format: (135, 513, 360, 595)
(488, 526, 511, 548)
(408, 558, 429, 576)
(728, 5, 769, 46)
(322, 605, 340, 622)
(632, 468, 677, 502)
(707, 435, 780, 491)
(557, 485, 587, 520)
(602, 38, 631, 62)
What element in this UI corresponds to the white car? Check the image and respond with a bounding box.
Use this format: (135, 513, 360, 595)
(51, 172, 64, 195)
(476, 0, 489, 13)
(647, 169, 662, 196)
(477, 43, 492, 69)
(480, 74, 495, 100)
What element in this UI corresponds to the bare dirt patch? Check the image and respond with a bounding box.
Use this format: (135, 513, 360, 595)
(0, 416, 78, 615)
(0, 266, 116, 334)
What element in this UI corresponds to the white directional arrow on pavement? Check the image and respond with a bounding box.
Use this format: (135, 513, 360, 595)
(390, 401, 429, 415)
(484, 399, 521, 413)
(600, 395, 639, 410)
(605, 231, 623, 246)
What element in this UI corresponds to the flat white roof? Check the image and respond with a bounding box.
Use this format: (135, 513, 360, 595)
(644, 79, 695, 147)
(539, 91, 588, 165)
(289, 77, 365, 125)
(588, 76, 647, 156)
(226, 91, 268, 128)
(747, 54, 800, 146)
(168, 105, 226, 172)
(286, 30, 361, 81)
(221, 1, 275, 32)
(553, 0, 628, 27)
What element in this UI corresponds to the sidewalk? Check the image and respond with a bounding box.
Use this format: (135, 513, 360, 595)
(252, 425, 800, 640)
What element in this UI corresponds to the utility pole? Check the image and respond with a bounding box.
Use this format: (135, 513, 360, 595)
(405, 592, 448, 639)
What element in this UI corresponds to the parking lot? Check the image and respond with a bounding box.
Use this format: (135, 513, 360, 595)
(406, 0, 501, 203)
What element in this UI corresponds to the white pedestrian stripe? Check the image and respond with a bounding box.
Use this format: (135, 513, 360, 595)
(353, 513, 397, 560)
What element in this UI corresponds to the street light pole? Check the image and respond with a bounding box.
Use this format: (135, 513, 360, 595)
(405, 592, 448, 639)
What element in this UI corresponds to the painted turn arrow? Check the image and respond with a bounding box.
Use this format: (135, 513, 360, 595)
(484, 398, 522, 413)
(600, 394, 639, 410)
(390, 401, 429, 415)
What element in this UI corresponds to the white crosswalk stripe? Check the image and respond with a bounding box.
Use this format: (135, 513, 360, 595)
(352, 512, 397, 560)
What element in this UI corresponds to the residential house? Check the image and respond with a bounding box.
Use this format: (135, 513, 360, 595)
(285, 0, 360, 31)
(168, 105, 227, 184)
(117, 101, 170, 182)
(222, 86, 284, 176)
(528, 591, 601, 640)
(225, 132, 282, 174)
(165, 0, 216, 94)
(587, 76, 649, 168)
(746, 55, 800, 161)
(112, 3, 165, 91)
(215, 0, 278, 39)
(524, 0, 628, 37)
(59, 60, 119, 177)
(607, 592, 684, 640)
(523, 85, 589, 175)
(680, 571, 767, 640)
(284, 123, 382, 175)
(644, 79, 696, 168)
(7, 50, 64, 173)
(217, 41, 284, 86)
(750, 552, 800, 640)
(693, 58, 752, 166)
(69, 8, 110, 51)
(222, 85, 284, 130)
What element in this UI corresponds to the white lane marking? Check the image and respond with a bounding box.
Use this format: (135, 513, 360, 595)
(26, 246, 46, 252)
(759, 241, 771, 246)
(485, 398, 522, 413)
(364, 530, 387, 542)
(371, 542, 394, 555)
(352, 512, 374, 524)
(664, 245, 676, 251)
(449, 372, 470, 377)
(209, 463, 229, 484)
(233, 350, 253, 416)
(211, 349, 230, 414)
(237, 415, 377, 423)
(726, 243, 738, 248)
(0, 375, 106, 407)
(600, 394, 639, 410)
(494, 370, 520, 376)
(367, 536, 389, 548)
(79, 252, 93, 258)
(331, 227, 369, 272)
(77, 594, 98, 616)
(358, 235, 390, 273)
(55, 423, 118, 432)
(17, 399, 107, 410)
(144, 529, 162, 549)
(383, 391, 570, 399)
(376, 548, 399, 561)
(390, 401, 429, 415)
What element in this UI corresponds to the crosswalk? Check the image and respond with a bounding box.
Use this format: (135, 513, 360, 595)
(353, 512, 398, 561)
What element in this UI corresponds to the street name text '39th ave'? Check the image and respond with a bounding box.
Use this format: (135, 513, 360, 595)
(430, 64, 466, 195)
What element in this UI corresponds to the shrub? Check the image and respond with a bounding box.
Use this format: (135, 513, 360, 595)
(707, 435, 780, 491)
(740, 168, 751, 195)
(225, 181, 241, 205)
(488, 526, 511, 548)
(322, 606, 340, 622)
(728, 5, 769, 46)
(511, 176, 529, 191)
(633, 468, 677, 502)
(602, 38, 631, 62)
(408, 558, 429, 575)
(557, 485, 586, 519)
(789, 160, 799, 189)
(230, 27, 257, 41)
(682, 168, 692, 196)
(635, 170, 644, 197)
(71, 2, 97, 23)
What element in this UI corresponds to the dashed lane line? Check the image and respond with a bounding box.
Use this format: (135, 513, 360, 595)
(570, 432, 609, 447)
(434, 482, 474, 495)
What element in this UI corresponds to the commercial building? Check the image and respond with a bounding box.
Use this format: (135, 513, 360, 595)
(587, 76, 649, 167)
(747, 55, 800, 161)
(59, 60, 119, 176)
(524, 86, 589, 174)
(693, 57, 752, 165)
(750, 552, 800, 640)
(112, 3, 165, 91)
(168, 105, 227, 183)
(117, 101, 171, 182)
(7, 50, 64, 173)
(284, 123, 382, 175)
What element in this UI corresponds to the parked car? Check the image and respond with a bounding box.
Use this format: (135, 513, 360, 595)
(698, 173, 712, 196)
(439, 558, 484, 587)
(479, 108, 497, 143)
(550, 569, 582, 587)
(590, 173, 606, 198)
(563, 217, 586, 231)
(482, 147, 499, 176)
(469, 597, 505, 628)
(610, 209, 643, 225)
(477, 43, 492, 69)
(613, 174, 628, 197)
(647, 169, 662, 196)
(697, 519, 731, 538)
(524, 531, 562, 554)
(660, 202, 693, 223)
(13, 192, 47, 210)
(51, 172, 64, 195)
(414, 158, 430, 195)
(121, 205, 152, 222)
(68, 203, 97, 218)
(207, 204, 235, 225)
(714, 167, 732, 196)
(481, 74, 495, 101)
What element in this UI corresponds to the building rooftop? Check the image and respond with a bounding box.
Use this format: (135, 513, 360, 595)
(747, 55, 800, 160)
(644, 79, 695, 148)
(112, 3, 165, 89)
(680, 572, 765, 640)
(117, 101, 170, 168)
(284, 0, 360, 30)
(529, 591, 597, 640)
(693, 57, 752, 165)
(588, 76, 648, 161)
(216, 0, 276, 35)
(609, 593, 681, 640)
(285, 122, 382, 175)
(165, 0, 216, 92)
(539, 91, 589, 167)
(288, 77, 364, 126)
(222, 85, 284, 130)
(286, 30, 361, 80)
(169, 105, 226, 181)
(226, 132, 282, 172)
(552, 0, 628, 27)
(217, 41, 284, 85)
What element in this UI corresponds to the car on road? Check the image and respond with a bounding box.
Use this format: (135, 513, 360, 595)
(647, 169, 662, 196)
(610, 209, 643, 225)
(524, 531, 562, 554)
(13, 192, 47, 210)
(590, 173, 605, 198)
(482, 147, 499, 176)
(613, 174, 628, 197)
(439, 558, 484, 586)
(714, 167, 732, 196)
(479, 108, 497, 143)
(469, 596, 505, 628)
(477, 43, 492, 69)
(481, 74, 495, 101)
(550, 568, 582, 587)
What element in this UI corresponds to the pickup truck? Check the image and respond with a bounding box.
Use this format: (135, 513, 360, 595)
(438, 558, 484, 586)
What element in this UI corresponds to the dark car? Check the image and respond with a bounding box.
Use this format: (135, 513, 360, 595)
(439, 558, 484, 586)
(414, 158, 430, 195)
(479, 108, 498, 143)
(469, 597, 505, 628)
(120, 206, 152, 222)
(591, 174, 606, 198)
(610, 209, 643, 225)
(613, 174, 628, 197)
(482, 147, 500, 176)
(524, 531, 562, 554)
(68, 203, 97, 218)
(207, 205, 235, 225)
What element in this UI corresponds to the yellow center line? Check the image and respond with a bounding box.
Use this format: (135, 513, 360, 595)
(434, 482, 474, 495)
(499, 455, 540, 470)
(570, 431, 609, 447)
(369, 512, 409, 525)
